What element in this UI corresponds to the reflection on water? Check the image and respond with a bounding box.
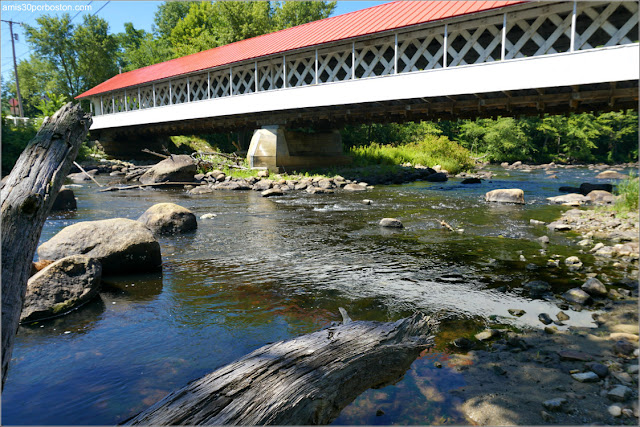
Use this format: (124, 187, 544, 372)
(2, 166, 633, 425)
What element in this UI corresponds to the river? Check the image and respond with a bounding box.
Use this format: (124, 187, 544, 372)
(2, 165, 631, 425)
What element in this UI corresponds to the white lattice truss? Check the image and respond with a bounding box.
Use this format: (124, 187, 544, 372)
(93, 1, 638, 114)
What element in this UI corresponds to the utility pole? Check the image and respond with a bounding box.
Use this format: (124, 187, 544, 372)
(2, 20, 24, 117)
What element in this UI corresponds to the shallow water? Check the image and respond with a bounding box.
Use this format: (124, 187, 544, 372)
(2, 166, 633, 425)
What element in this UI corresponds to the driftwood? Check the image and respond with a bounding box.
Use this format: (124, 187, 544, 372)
(100, 182, 206, 192)
(73, 161, 103, 187)
(1, 103, 91, 388)
(440, 220, 455, 232)
(141, 148, 169, 159)
(126, 311, 436, 425)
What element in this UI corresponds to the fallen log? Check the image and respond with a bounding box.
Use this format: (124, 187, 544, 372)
(100, 181, 207, 192)
(141, 148, 169, 159)
(1, 103, 91, 388)
(126, 311, 436, 425)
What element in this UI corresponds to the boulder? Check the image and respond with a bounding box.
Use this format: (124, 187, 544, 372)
(37, 218, 162, 275)
(51, 186, 77, 211)
(137, 203, 197, 234)
(252, 180, 273, 191)
(581, 278, 607, 297)
(306, 187, 334, 194)
(215, 181, 252, 191)
(596, 170, 627, 180)
(587, 190, 615, 205)
(562, 288, 591, 305)
(579, 183, 613, 195)
(139, 155, 197, 185)
(21, 255, 102, 323)
(261, 188, 284, 197)
(485, 189, 525, 204)
(425, 172, 448, 182)
(461, 178, 482, 184)
(343, 183, 367, 192)
(188, 185, 216, 195)
(546, 193, 589, 205)
(379, 218, 403, 228)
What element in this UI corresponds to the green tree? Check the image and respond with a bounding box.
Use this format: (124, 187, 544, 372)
(74, 14, 119, 90)
(272, 1, 337, 29)
(36, 91, 68, 117)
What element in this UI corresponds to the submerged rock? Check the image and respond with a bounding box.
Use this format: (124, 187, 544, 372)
(485, 189, 525, 204)
(37, 218, 162, 275)
(21, 255, 102, 323)
(137, 203, 197, 234)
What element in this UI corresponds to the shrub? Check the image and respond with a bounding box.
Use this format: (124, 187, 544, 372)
(613, 172, 639, 214)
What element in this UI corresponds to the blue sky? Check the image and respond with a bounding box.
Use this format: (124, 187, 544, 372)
(1, 1, 385, 82)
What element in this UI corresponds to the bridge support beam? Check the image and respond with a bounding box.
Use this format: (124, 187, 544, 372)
(247, 126, 351, 172)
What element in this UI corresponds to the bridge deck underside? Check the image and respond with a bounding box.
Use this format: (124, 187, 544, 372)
(95, 80, 637, 138)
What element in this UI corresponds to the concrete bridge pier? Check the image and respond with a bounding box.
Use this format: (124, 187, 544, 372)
(247, 126, 351, 172)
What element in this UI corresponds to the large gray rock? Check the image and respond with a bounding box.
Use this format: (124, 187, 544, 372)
(21, 255, 102, 323)
(581, 278, 607, 297)
(562, 288, 591, 305)
(139, 155, 197, 185)
(485, 189, 525, 204)
(587, 190, 616, 205)
(343, 183, 367, 192)
(51, 186, 77, 211)
(546, 193, 589, 205)
(138, 203, 197, 234)
(37, 218, 162, 275)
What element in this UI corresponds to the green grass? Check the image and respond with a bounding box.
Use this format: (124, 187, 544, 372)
(349, 135, 474, 174)
(613, 172, 639, 214)
(170, 135, 216, 153)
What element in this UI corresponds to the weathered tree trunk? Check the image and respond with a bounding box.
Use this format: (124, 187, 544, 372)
(1, 103, 91, 388)
(127, 312, 436, 425)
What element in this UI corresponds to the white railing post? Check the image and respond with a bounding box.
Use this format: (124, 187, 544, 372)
(187, 76, 190, 102)
(152, 83, 156, 107)
(90, 99, 93, 115)
(207, 71, 211, 99)
(443, 24, 448, 68)
(283, 56, 287, 88)
(138, 87, 141, 108)
(352, 42, 356, 79)
(230, 67, 233, 96)
(255, 61, 258, 92)
(169, 80, 172, 105)
(570, 1, 577, 51)
(501, 13, 507, 60)
(315, 49, 318, 84)
(394, 33, 398, 74)
(124, 89, 128, 111)
(112, 95, 115, 114)
(100, 96, 103, 115)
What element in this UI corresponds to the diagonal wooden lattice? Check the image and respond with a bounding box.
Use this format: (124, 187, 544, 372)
(258, 61, 284, 91)
(113, 92, 126, 113)
(171, 78, 188, 104)
(355, 41, 395, 78)
(232, 66, 255, 95)
(125, 90, 139, 111)
(155, 82, 170, 107)
(102, 96, 114, 114)
(139, 86, 153, 109)
(398, 31, 444, 72)
(318, 48, 352, 83)
(505, 4, 573, 59)
(286, 55, 315, 87)
(576, 1, 639, 50)
(210, 70, 230, 98)
(448, 23, 502, 66)
(189, 73, 209, 101)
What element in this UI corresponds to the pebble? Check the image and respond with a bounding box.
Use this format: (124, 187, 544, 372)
(379, 218, 403, 228)
(544, 326, 558, 334)
(475, 329, 500, 341)
(540, 410, 553, 422)
(434, 361, 442, 368)
(571, 371, 599, 382)
(542, 397, 567, 412)
(613, 340, 636, 356)
(562, 288, 591, 305)
(585, 362, 608, 378)
(362, 199, 372, 205)
(581, 278, 607, 297)
(556, 311, 570, 321)
(564, 256, 583, 270)
(508, 309, 526, 317)
(608, 404, 622, 417)
(537, 235, 550, 244)
(607, 385, 632, 402)
(200, 213, 217, 219)
(376, 409, 385, 417)
(530, 219, 545, 225)
(627, 364, 638, 374)
(538, 313, 553, 325)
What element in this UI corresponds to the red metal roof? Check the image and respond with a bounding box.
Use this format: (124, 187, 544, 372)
(77, 1, 524, 99)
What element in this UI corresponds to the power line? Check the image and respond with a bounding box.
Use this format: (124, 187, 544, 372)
(92, 1, 110, 17)
(71, 1, 93, 23)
